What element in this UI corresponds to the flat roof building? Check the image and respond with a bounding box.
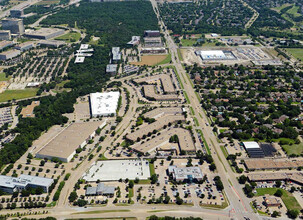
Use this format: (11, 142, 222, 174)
(10, 9, 24, 18)
(2, 18, 24, 35)
(134, 73, 175, 94)
(0, 30, 11, 41)
(89, 91, 120, 117)
(83, 159, 151, 182)
(247, 172, 303, 185)
(106, 64, 118, 76)
(15, 41, 34, 52)
(132, 127, 195, 154)
(144, 30, 160, 38)
(244, 158, 303, 170)
(37, 40, 66, 48)
(112, 47, 121, 61)
(75, 56, 85, 63)
(0, 174, 53, 194)
(0, 41, 14, 50)
(243, 141, 265, 158)
(85, 183, 115, 197)
(25, 28, 65, 40)
(141, 47, 166, 54)
(143, 85, 179, 101)
(144, 37, 162, 47)
(143, 107, 183, 119)
(36, 121, 105, 162)
(168, 166, 203, 182)
(0, 49, 21, 60)
(265, 197, 281, 207)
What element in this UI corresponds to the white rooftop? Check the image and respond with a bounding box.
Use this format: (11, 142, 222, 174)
(75, 56, 85, 63)
(83, 159, 151, 182)
(90, 91, 120, 117)
(80, 44, 89, 50)
(0, 174, 53, 189)
(198, 50, 226, 60)
(243, 141, 261, 149)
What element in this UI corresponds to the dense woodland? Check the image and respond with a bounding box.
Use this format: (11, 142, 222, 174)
(0, 1, 158, 170)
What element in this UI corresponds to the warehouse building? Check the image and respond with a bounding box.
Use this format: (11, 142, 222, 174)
(0, 30, 11, 40)
(168, 166, 203, 182)
(0, 49, 21, 60)
(143, 107, 183, 119)
(141, 47, 166, 54)
(2, 18, 24, 35)
(83, 159, 150, 182)
(196, 50, 236, 60)
(247, 172, 303, 186)
(36, 121, 105, 162)
(243, 141, 265, 158)
(85, 183, 115, 197)
(89, 91, 120, 117)
(244, 158, 303, 170)
(25, 28, 65, 40)
(144, 37, 162, 47)
(0, 174, 54, 193)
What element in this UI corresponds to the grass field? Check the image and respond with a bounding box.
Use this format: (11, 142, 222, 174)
(131, 54, 169, 66)
(272, 4, 292, 12)
(0, 89, 38, 103)
(181, 38, 196, 47)
(0, 73, 9, 81)
(286, 6, 301, 17)
(285, 48, 303, 61)
(156, 53, 172, 65)
(36, 0, 59, 5)
(256, 188, 301, 211)
(282, 142, 303, 155)
(55, 32, 81, 43)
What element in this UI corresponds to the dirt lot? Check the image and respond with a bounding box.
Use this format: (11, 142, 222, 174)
(131, 55, 167, 66)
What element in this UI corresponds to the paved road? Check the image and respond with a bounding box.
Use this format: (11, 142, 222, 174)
(149, 0, 260, 219)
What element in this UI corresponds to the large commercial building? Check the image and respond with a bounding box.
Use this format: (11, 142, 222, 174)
(0, 30, 11, 40)
(196, 50, 236, 60)
(0, 49, 21, 60)
(168, 166, 203, 182)
(0, 175, 54, 193)
(2, 18, 24, 35)
(127, 36, 140, 46)
(25, 28, 65, 40)
(132, 127, 196, 154)
(134, 74, 175, 94)
(0, 41, 14, 50)
(244, 158, 303, 170)
(243, 142, 265, 158)
(36, 121, 105, 162)
(141, 47, 166, 54)
(144, 30, 160, 38)
(247, 172, 303, 186)
(106, 64, 118, 76)
(37, 40, 66, 48)
(83, 159, 151, 182)
(143, 85, 179, 101)
(89, 91, 120, 117)
(143, 107, 183, 119)
(144, 37, 162, 47)
(15, 41, 34, 52)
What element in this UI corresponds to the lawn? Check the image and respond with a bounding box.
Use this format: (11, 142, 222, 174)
(285, 48, 303, 61)
(36, 0, 59, 5)
(177, 48, 183, 61)
(73, 210, 130, 215)
(256, 188, 301, 211)
(282, 142, 303, 156)
(271, 4, 292, 13)
(183, 91, 190, 104)
(155, 53, 171, 65)
(0, 73, 9, 81)
(0, 89, 38, 103)
(286, 6, 301, 17)
(193, 117, 199, 126)
(196, 129, 211, 155)
(55, 31, 81, 43)
(181, 38, 196, 47)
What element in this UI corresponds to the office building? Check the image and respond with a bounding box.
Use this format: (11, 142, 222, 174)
(15, 41, 34, 52)
(168, 166, 203, 182)
(0, 30, 11, 40)
(112, 47, 121, 61)
(0, 49, 21, 60)
(243, 141, 265, 158)
(85, 183, 115, 197)
(2, 18, 24, 35)
(25, 28, 64, 40)
(0, 174, 54, 193)
(0, 41, 14, 50)
(106, 64, 118, 76)
(144, 30, 160, 38)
